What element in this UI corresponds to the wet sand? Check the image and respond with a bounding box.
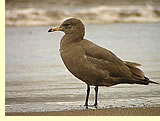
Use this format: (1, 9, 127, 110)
(6, 107, 160, 116)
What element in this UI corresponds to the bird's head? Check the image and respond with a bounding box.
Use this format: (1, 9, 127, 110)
(48, 18, 85, 38)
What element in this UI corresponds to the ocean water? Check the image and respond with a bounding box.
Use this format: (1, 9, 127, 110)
(6, 0, 160, 26)
(5, 23, 160, 113)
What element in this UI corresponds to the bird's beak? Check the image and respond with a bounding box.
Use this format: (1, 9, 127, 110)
(48, 26, 60, 32)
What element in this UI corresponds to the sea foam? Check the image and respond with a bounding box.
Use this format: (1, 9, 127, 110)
(6, 5, 160, 26)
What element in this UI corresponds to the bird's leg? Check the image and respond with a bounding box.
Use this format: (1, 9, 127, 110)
(84, 85, 90, 107)
(94, 86, 98, 107)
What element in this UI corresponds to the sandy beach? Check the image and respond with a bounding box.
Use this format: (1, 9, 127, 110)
(6, 107, 160, 116)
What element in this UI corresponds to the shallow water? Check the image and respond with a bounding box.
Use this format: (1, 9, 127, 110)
(5, 23, 160, 112)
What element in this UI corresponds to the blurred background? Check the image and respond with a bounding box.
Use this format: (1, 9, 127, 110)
(5, 0, 160, 113)
(6, 0, 160, 26)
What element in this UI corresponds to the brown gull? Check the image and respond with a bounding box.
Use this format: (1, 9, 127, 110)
(48, 18, 159, 107)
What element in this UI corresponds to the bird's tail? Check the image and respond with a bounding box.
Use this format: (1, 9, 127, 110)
(134, 76, 160, 85)
(124, 61, 159, 85)
(144, 77, 160, 85)
(103, 76, 159, 86)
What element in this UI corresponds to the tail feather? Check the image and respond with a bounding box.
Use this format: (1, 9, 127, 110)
(124, 61, 159, 85)
(148, 80, 160, 84)
(124, 61, 141, 66)
(144, 77, 160, 85)
(131, 77, 159, 85)
(124, 61, 144, 79)
(103, 76, 159, 86)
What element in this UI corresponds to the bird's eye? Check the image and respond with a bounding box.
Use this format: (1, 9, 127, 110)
(63, 23, 71, 27)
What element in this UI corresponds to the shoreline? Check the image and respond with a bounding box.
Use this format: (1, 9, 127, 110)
(6, 107, 160, 116)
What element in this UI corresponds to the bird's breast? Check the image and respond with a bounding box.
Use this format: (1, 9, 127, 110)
(59, 46, 107, 85)
(60, 46, 86, 71)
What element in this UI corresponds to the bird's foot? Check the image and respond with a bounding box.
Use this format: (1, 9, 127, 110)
(93, 103, 98, 108)
(84, 104, 89, 109)
(84, 104, 98, 109)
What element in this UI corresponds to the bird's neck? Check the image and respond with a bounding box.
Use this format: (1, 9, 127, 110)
(60, 33, 83, 49)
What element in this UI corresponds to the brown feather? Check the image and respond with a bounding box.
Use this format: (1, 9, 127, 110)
(124, 61, 144, 79)
(124, 61, 141, 66)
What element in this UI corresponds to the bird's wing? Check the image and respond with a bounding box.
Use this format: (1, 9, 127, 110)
(81, 39, 132, 78)
(81, 39, 125, 66)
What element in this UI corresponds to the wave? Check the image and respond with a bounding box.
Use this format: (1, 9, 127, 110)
(6, 5, 160, 26)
